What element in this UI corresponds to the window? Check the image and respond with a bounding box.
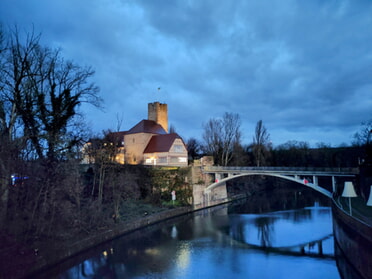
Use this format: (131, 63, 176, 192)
(173, 145, 184, 153)
(170, 157, 178, 163)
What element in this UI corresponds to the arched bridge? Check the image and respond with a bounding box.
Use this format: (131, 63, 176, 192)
(199, 166, 358, 205)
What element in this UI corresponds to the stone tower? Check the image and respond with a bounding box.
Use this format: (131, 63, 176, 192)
(148, 102, 168, 132)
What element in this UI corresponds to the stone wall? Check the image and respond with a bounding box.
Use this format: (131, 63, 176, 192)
(124, 132, 153, 164)
(332, 201, 372, 279)
(28, 206, 195, 278)
(148, 102, 168, 132)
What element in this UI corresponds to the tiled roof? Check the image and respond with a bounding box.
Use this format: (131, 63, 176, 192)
(127, 120, 167, 135)
(144, 133, 184, 153)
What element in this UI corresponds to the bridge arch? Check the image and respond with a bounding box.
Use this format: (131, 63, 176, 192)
(205, 172, 332, 198)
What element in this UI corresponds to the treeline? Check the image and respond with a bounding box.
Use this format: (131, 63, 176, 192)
(271, 144, 364, 168)
(188, 113, 371, 168)
(189, 138, 366, 168)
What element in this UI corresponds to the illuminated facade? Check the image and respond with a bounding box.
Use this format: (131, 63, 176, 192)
(109, 102, 188, 166)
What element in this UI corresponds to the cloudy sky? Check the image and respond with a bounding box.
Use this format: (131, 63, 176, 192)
(1, 0, 371, 147)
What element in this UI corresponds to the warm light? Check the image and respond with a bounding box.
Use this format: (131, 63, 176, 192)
(367, 186, 372, 206)
(176, 242, 191, 270)
(342, 182, 357, 197)
(103, 250, 108, 258)
(145, 248, 160, 255)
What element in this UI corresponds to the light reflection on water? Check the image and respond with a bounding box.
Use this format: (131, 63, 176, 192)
(55, 205, 339, 278)
(227, 207, 334, 250)
(49, 197, 341, 279)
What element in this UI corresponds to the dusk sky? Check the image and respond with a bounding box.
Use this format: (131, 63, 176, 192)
(1, 0, 371, 147)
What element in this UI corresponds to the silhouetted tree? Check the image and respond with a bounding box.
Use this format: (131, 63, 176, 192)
(186, 137, 202, 161)
(252, 120, 271, 166)
(0, 26, 101, 237)
(1, 26, 101, 162)
(353, 119, 372, 147)
(202, 112, 242, 166)
(230, 142, 251, 166)
(273, 140, 310, 167)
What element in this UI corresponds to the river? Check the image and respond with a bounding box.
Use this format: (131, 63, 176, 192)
(38, 187, 341, 278)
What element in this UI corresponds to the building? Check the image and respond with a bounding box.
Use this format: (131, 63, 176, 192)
(83, 102, 188, 166)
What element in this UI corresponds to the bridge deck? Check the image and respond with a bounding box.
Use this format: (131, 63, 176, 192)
(203, 166, 358, 176)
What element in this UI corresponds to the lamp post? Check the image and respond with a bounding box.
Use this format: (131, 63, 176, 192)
(367, 185, 372, 206)
(342, 181, 357, 215)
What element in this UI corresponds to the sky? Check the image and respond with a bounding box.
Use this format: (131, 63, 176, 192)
(0, 0, 371, 147)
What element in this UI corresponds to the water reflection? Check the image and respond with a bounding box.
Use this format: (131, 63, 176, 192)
(41, 190, 340, 279)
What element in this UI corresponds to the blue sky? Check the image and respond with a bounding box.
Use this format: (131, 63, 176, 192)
(1, 0, 371, 147)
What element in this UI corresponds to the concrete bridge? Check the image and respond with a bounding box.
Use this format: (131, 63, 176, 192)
(195, 166, 358, 206)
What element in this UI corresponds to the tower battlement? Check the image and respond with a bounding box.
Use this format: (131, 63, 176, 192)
(148, 102, 168, 133)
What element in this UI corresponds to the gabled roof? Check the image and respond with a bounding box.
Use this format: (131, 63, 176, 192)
(144, 133, 185, 153)
(126, 119, 167, 135)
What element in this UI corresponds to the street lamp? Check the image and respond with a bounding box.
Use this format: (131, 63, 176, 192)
(367, 185, 372, 206)
(342, 181, 357, 215)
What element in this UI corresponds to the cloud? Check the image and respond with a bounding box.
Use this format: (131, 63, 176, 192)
(0, 0, 371, 147)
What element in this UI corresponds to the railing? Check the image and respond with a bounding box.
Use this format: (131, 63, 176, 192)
(202, 166, 359, 175)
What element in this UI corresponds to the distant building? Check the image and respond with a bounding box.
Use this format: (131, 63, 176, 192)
(83, 102, 188, 166)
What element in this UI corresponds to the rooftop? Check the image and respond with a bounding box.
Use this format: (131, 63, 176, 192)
(144, 133, 183, 153)
(126, 119, 167, 135)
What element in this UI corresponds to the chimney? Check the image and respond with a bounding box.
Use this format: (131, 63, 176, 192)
(148, 102, 168, 132)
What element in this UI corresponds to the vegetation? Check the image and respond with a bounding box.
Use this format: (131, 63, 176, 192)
(199, 113, 369, 169)
(150, 167, 192, 206)
(202, 112, 242, 166)
(251, 120, 271, 166)
(0, 27, 191, 254)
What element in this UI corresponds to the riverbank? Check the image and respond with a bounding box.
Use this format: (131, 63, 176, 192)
(332, 196, 372, 279)
(1, 204, 196, 279)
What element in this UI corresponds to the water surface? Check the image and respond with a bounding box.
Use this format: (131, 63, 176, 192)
(49, 197, 340, 279)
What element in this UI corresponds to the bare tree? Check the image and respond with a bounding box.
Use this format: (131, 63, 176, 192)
(186, 137, 202, 161)
(116, 112, 124, 132)
(202, 112, 241, 166)
(252, 120, 271, 166)
(353, 119, 372, 147)
(2, 26, 101, 162)
(0, 26, 34, 222)
(0, 26, 101, 234)
(221, 112, 242, 166)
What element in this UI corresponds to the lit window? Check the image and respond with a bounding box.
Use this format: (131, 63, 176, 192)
(179, 157, 187, 163)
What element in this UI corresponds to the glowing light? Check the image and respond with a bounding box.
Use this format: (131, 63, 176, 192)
(103, 250, 108, 258)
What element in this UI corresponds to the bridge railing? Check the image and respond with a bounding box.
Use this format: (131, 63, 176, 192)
(202, 166, 359, 175)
